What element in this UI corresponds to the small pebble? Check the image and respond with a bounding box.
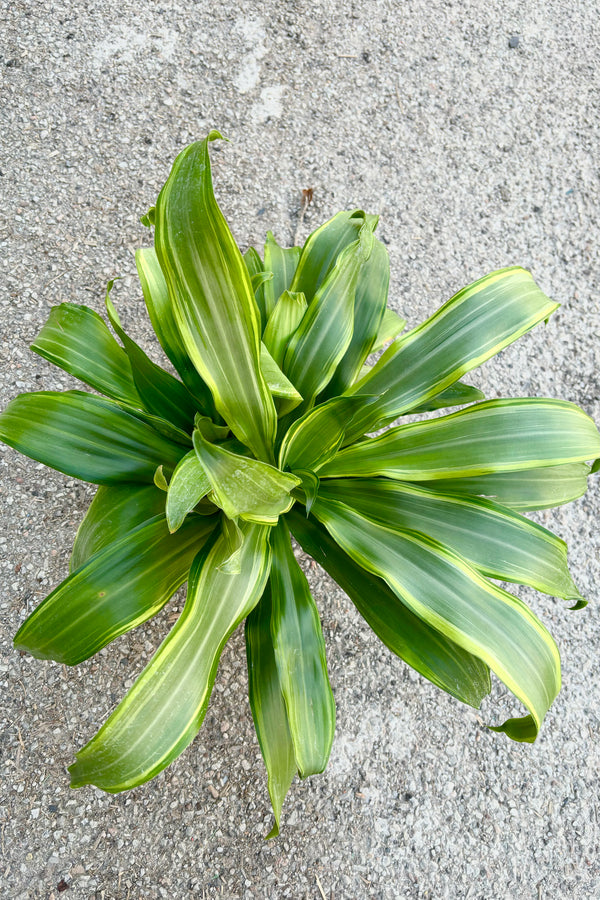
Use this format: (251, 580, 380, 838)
(508, 35, 520, 49)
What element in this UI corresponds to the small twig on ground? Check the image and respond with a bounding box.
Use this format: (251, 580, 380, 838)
(315, 873, 327, 900)
(294, 187, 313, 246)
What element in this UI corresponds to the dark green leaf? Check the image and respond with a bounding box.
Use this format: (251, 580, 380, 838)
(269, 521, 335, 777)
(71, 484, 166, 572)
(410, 381, 485, 414)
(0, 391, 186, 485)
(313, 497, 560, 741)
(105, 287, 199, 433)
(15, 514, 218, 665)
(286, 508, 491, 707)
(245, 588, 296, 838)
(31, 303, 140, 406)
(293, 469, 320, 516)
(69, 521, 271, 791)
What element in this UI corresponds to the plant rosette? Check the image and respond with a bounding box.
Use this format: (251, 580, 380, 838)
(2, 131, 599, 837)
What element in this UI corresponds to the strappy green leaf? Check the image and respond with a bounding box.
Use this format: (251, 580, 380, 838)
(290, 209, 369, 302)
(269, 521, 335, 777)
(0, 391, 185, 485)
(319, 478, 582, 603)
(71, 484, 166, 571)
(135, 247, 216, 415)
(283, 223, 373, 407)
(423, 463, 593, 511)
(155, 132, 277, 462)
(262, 291, 307, 368)
(260, 343, 303, 406)
(323, 234, 390, 398)
(344, 267, 559, 441)
(105, 286, 199, 433)
(323, 399, 600, 480)
(370, 307, 406, 353)
(31, 303, 141, 406)
(286, 508, 491, 707)
(69, 521, 271, 791)
(15, 514, 218, 665)
(263, 232, 301, 319)
(279, 396, 365, 473)
(246, 588, 296, 838)
(313, 496, 560, 741)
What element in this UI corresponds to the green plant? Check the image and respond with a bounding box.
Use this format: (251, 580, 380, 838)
(2, 131, 599, 836)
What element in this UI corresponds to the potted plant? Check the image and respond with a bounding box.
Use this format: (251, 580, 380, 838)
(2, 131, 598, 836)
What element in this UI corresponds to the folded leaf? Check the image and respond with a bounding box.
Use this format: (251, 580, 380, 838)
(31, 303, 141, 406)
(293, 469, 320, 516)
(0, 391, 185, 485)
(252, 271, 274, 295)
(193, 429, 300, 524)
(290, 209, 368, 302)
(71, 484, 166, 571)
(323, 399, 600, 480)
(15, 514, 218, 665)
(263, 232, 301, 318)
(323, 234, 390, 398)
(166, 450, 211, 533)
(319, 478, 582, 602)
(423, 463, 593, 511)
(279, 396, 365, 473)
(105, 287, 199, 433)
(313, 497, 561, 741)
(243, 246, 263, 278)
(218, 515, 245, 574)
(269, 521, 335, 777)
(410, 381, 485, 414)
(286, 508, 491, 707)
(245, 587, 296, 838)
(370, 307, 406, 353)
(115, 403, 192, 448)
(260, 343, 303, 406)
(283, 223, 373, 407)
(344, 267, 559, 441)
(262, 291, 308, 368)
(243, 247, 267, 327)
(154, 132, 277, 462)
(135, 247, 216, 415)
(69, 521, 271, 791)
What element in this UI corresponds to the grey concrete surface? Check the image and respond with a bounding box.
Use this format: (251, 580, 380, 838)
(1, 1, 599, 898)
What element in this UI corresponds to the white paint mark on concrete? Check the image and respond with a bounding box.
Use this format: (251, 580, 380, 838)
(233, 17, 268, 94)
(251, 86, 284, 123)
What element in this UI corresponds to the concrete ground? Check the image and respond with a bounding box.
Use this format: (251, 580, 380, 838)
(1, 1, 599, 897)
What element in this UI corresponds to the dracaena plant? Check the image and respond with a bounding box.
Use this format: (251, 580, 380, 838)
(2, 131, 599, 837)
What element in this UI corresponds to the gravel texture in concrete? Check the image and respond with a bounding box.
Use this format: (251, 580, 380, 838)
(1, 1, 599, 898)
